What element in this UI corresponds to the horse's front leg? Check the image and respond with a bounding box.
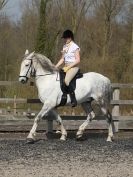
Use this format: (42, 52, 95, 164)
(51, 110, 67, 141)
(27, 103, 52, 142)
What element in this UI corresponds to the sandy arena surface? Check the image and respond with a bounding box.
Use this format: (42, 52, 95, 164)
(0, 131, 133, 177)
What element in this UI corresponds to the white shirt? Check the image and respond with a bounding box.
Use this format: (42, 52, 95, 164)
(62, 41, 80, 64)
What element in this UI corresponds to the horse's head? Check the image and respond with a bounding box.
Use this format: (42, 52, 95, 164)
(19, 50, 35, 84)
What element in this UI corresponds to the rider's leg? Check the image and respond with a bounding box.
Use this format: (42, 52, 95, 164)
(65, 67, 79, 107)
(64, 67, 79, 86)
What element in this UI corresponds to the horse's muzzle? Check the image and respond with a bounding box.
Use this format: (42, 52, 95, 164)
(19, 76, 28, 84)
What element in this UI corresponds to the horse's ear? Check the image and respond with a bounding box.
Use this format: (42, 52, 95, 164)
(25, 49, 29, 55)
(27, 51, 35, 59)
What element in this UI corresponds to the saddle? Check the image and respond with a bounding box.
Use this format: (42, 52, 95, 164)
(58, 69, 83, 106)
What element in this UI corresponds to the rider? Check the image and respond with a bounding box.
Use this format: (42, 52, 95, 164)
(56, 29, 80, 107)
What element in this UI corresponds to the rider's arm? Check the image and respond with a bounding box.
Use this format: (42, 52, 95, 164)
(55, 55, 64, 68)
(67, 49, 80, 69)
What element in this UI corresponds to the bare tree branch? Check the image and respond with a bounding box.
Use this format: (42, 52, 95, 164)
(0, 0, 8, 10)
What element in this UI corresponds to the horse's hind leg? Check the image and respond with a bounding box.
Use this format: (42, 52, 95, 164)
(99, 102, 115, 142)
(107, 110, 115, 141)
(76, 101, 95, 139)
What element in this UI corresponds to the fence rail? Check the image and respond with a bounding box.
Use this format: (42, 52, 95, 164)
(0, 81, 132, 132)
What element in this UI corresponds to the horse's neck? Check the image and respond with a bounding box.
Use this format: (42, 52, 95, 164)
(34, 62, 46, 76)
(33, 60, 58, 96)
(34, 62, 58, 90)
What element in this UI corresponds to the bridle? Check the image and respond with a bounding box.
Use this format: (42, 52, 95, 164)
(19, 59, 54, 81)
(19, 59, 33, 82)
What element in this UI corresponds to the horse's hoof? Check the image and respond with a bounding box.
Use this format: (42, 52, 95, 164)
(76, 135, 82, 141)
(106, 137, 113, 142)
(26, 138, 35, 144)
(76, 134, 82, 139)
(56, 130, 61, 134)
(60, 135, 67, 141)
(76, 134, 86, 141)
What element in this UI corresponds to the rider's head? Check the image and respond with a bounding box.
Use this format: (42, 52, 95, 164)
(62, 29, 74, 44)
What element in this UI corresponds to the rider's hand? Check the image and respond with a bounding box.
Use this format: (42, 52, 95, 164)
(63, 66, 70, 72)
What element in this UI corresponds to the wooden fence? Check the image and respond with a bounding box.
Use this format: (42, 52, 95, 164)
(0, 81, 132, 132)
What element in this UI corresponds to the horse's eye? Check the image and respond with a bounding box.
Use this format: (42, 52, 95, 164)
(25, 64, 29, 67)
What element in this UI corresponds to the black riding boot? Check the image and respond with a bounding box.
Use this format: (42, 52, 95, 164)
(69, 91, 77, 107)
(68, 85, 77, 107)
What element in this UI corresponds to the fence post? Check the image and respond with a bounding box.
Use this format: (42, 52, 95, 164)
(13, 95, 17, 115)
(112, 88, 120, 132)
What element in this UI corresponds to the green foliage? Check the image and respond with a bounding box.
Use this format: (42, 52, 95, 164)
(35, 0, 48, 55)
(35, 0, 60, 60)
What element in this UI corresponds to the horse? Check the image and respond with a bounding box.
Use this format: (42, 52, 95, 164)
(19, 50, 115, 142)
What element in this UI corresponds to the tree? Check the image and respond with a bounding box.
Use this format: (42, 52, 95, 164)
(0, 0, 8, 10)
(35, 0, 62, 60)
(35, 0, 49, 54)
(20, 0, 39, 51)
(94, 0, 124, 60)
(57, 0, 92, 35)
(129, 4, 133, 56)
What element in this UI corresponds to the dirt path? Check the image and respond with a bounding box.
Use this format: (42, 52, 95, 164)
(0, 131, 133, 177)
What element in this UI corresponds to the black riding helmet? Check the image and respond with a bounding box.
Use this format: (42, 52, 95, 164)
(61, 29, 74, 40)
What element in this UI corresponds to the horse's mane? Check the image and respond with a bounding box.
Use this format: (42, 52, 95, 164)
(35, 53, 58, 73)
